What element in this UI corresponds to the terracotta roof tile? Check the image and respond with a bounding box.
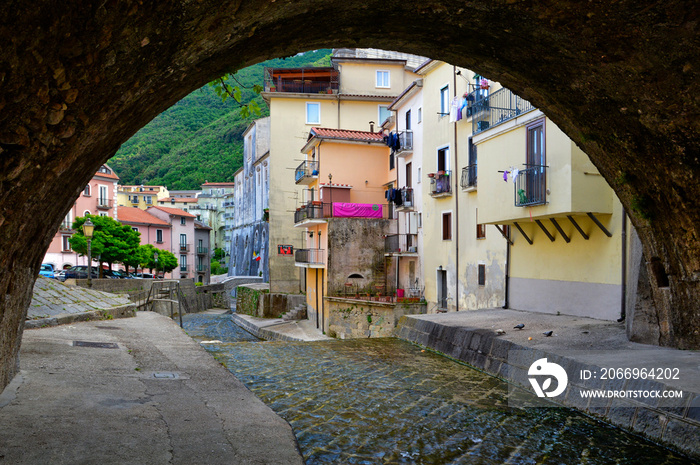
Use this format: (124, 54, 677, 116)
(309, 127, 385, 143)
(117, 207, 171, 226)
(149, 206, 197, 218)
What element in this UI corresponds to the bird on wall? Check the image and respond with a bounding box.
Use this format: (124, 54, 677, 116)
(543, 331, 553, 337)
(513, 324, 525, 330)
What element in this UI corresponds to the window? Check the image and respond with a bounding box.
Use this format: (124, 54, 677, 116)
(378, 105, 391, 125)
(437, 269, 448, 309)
(306, 102, 320, 124)
(442, 212, 452, 240)
(132, 227, 139, 233)
(62, 236, 71, 252)
(405, 110, 411, 131)
(180, 254, 187, 271)
(437, 147, 450, 172)
(180, 234, 187, 248)
(406, 162, 412, 187)
(417, 167, 421, 183)
(180, 217, 186, 225)
(99, 212, 108, 217)
(418, 107, 422, 123)
(83, 210, 91, 216)
(156, 229, 163, 243)
(478, 264, 486, 286)
(389, 151, 395, 170)
(145, 195, 152, 204)
(99, 185, 108, 205)
(83, 185, 91, 196)
(376, 70, 390, 88)
(477, 223, 486, 239)
(464, 137, 477, 188)
(440, 85, 449, 116)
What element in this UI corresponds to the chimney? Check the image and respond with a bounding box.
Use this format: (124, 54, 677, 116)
(369, 121, 375, 132)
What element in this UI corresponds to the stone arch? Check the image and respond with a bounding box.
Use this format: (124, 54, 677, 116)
(1, 1, 699, 391)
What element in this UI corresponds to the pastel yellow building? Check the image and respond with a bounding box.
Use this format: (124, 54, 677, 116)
(415, 61, 508, 313)
(294, 128, 393, 330)
(262, 49, 424, 299)
(117, 185, 170, 210)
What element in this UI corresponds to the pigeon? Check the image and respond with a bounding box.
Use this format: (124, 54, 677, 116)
(495, 329, 506, 335)
(513, 324, 525, 330)
(543, 331, 553, 337)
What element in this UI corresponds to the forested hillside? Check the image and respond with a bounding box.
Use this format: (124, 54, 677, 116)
(109, 50, 332, 189)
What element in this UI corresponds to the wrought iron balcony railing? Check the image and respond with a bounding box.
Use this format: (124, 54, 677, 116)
(384, 234, 418, 254)
(429, 171, 452, 196)
(97, 198, 113, 209)
(196, 247, 208, 255)
(396, 131, 413, 154)
(294, 202, 393, 224)
(179, 244, 190, 252)
(471, 87, 535, 135)
(461, 164, 477, 189)
(514, 165, 547, 207)
(294, 160, 319, 184)
(294, 248, 325, 265)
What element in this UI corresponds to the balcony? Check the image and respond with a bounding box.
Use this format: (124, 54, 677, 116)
(196, 264, 207, 273)
(295, 248, 325, 268)
(294, 202, 393, 226)
(131, 197, 139, 204)
(294, 160, 319, 185)
(264, 67, 339, 94)
(391, 187, 414, 210)
(471, 87, 535, 135)
(461, 164, 477, 190)
(179, 265, 189, 272)
(59, 221, 73, 231)
(429, 171, 452, 197)
(179, 244, 190, 253)
(97, 198, 113, 209)
(384, 234, 419, 256)
(395, 131, 413, 157)
(514, 165, 547, 207)
(197, 247, 208, 255)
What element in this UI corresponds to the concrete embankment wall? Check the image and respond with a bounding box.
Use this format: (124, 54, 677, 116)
(395, 315, 700, 461)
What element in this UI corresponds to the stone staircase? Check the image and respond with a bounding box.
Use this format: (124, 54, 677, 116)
(282, 302, 307, 321)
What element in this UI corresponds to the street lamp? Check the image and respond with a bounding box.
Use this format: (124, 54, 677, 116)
(328, 173, 333, 213)
(82, 218, 94, 288)
(154, 251, 159, 278)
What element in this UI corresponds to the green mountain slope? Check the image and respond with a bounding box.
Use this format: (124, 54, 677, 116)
(109, 50, 332, 189)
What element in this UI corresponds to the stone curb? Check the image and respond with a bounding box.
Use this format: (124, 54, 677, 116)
(230, 314, 307, 342)
(395, 315, 700, 461)
(24, 303, 137, 329)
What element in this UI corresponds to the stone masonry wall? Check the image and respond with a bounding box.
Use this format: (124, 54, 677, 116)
(326, 297, 425, 339)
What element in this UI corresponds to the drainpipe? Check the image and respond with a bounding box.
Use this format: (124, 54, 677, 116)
(618, 208, 627, 322)
(315, 268, 319, 329)
(502, 227, 510, 309)
(453, 66, 460, 311)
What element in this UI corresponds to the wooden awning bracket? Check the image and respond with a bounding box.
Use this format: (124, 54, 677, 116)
(567, 215, 589, 240)
(587, 212, 613, 237)
(493, 225, 514, 245)
(535, 219, 556, 242)
(550, 218, 570, 243)
(513, 222, 533, 245)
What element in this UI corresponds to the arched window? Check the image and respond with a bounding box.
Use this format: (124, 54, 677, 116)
(83, 185, 91, 196)
(84, 210, 91, 216)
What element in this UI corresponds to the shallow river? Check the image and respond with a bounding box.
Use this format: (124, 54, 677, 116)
(183, 314, 695, 464)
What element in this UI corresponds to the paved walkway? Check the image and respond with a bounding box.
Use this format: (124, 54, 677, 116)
(0, 311, 304, 465)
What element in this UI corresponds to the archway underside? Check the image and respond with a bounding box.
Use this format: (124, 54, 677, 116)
(1, 0, 699, 390)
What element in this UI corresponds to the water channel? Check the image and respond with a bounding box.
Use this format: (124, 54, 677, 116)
(182, 314, 695, 464)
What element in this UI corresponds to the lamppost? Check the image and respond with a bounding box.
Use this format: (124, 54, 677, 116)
(328, 173, 333, 213)
(154, 251, 159, 279)
(82, 219, 94, 288)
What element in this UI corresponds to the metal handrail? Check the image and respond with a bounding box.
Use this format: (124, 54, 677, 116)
(429, 171, 452, 195)
(472, 87, 535, 135)
(294, 160, 319, 183)
(294, 248, 325, 265)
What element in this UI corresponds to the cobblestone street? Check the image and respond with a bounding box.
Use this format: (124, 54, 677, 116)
(183, 314, 695, 464)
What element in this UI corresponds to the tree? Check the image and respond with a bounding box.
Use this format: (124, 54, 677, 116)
(139, 244, 177, 276)
(70, 215, 141, 277)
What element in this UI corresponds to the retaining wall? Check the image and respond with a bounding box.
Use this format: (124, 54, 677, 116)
(396, 316, 700, 461)
(326, 297, 426, 339)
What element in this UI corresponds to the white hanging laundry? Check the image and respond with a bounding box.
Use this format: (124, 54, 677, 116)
(449, 96, 459, 123)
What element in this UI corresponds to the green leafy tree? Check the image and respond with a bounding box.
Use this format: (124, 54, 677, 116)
(212, 247, 226, 261)
(139, 244, 177, 276)
(70, 215, 141, 277)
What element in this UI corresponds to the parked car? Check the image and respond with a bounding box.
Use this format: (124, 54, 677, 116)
(134, 272, 155, 279)
(110, 270, 133, 279)
(64, 265, 98, 280)
(39, 263, 55, 279)
(55, 270, 67, 282)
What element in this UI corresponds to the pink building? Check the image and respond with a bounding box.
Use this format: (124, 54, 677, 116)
(117, 206, 173, 276)
(43, 164, 119, 270)
(147, 206, 197, 280)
